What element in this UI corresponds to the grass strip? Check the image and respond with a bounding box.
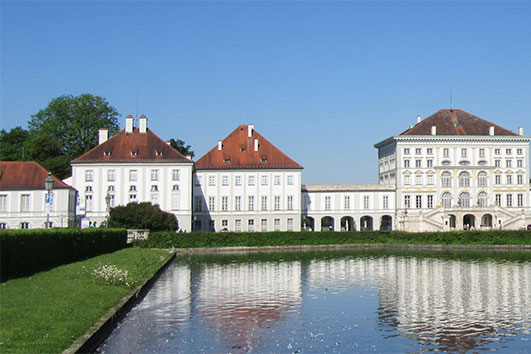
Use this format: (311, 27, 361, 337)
(135, 230, 531, 249)
(0, 248, 173, 354)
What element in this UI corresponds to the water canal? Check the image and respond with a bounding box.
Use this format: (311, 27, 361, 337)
(97, 248, 531, 353)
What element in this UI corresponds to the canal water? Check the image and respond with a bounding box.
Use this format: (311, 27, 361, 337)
(97, 249, 531, 353)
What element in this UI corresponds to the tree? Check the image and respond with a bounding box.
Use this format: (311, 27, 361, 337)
(29, 94, 120, 163)
(108, 202, 178, 231)
(0, 127, 30, 161)
(168, 138, 195, 158)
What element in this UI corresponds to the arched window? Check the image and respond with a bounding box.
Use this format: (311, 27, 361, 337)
(478, 192, 488, 207)
(459, 192, 471, 208)
(477, 171, 488, 187)
(442, 192, 452, 208)
(441, 171, 452, 187)
(459, 171, 470, 187)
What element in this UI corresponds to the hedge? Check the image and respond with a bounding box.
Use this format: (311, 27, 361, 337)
(0, 228, 127, 281)
(134, 230, 531, 249)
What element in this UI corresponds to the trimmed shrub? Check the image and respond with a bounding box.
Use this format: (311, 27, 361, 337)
(109, 202, 178, 231)
(0, 228, 127, 281)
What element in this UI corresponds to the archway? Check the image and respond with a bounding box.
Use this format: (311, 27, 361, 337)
(481, 214, 493, 228)
(463, 214, 475, 229)
(341, 216, 355, 231)
(302, 216, 315, 231)
(360, 216, 373, 231)
(321, 216, 334, 231)
(380, 215, 393, 230)
(449, 214, 457, 229)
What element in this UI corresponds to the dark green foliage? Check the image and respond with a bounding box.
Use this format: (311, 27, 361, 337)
(168, 138, 194, 158)
(0, 228, 127, 281)
(134, 230, 531, 249)
(108, 202, 178, 232)
(0, 127, 30, 161)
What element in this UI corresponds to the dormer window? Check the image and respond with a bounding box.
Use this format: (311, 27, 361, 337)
(240, 148, 245, 152)
(104, 151, 111, 156)
(261, 158, 268, 163)
(156, 151, 163, 156)
(131, 151, 138, 157)
(224, 159, 231, 163)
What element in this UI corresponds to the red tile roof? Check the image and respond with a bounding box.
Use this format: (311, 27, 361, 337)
(195, 125, 302, 170)
(400, 109, 518, 136)
(0, 161, 73, 190)
(72, 128, 191, 163)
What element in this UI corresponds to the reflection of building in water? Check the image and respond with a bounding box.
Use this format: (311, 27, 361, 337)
(305, 256, 530, 352)
(194, 261, 302, 352)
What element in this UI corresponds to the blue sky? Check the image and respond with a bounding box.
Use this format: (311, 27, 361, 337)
(1, 1, 530, 184)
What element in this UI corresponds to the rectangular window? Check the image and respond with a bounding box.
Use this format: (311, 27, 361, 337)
(208, 196, 215, 211)
(248, 219, 255, 232)
(208, 175, 216, 186)
(172, 169, 180, 181)
(248, 196, 255, 211)
(0, 223, 6, 229)
(222, 219, 228, 229)
(107, 169, 116, 181)
(150, 193, 159, 205)
(404, 160, 410, 168)
(404, 175, 410, 185)
(171, 192, 180, 210)
(495, 160, 501, 168)
(517, 175, 523, 184)
(151, 169, 159, 181)
(383, 195, 389, 209)
(0, 195, 7, 212)
(427, 148, 433, 155)
(235, 219, 242, 232)
(261, 175, 268, 186)
(20, 222, 30, 229)
(287, 175, 294, 185)
(274, 196, 280, 210)
(287, 196, 293, 210)
(517, 160, 523, 168)
(195, 197, 202, 212)
(461, 149, 467, 158)
(506, 175, 512, 184)
(235, 175, 242, 186)
(507, 194, 513, 207)
(517, 194, 524, 207)
(443, 148, 449, 158)
(222, 196, 228, 211)
(274, 175, 281, 185)
(86, 195, 94, 210)
(427, 160, 433, 168)
(261, 219, 268, 232)
(325, 196, 331, 210)
(274, 219, 280, 231)
(416, 160, 422, 168)
(506, 148, 512, 155)
(427, 174, 434, 185)
(222, 175, 229, 186)
(20, 194, 30, 212)
(85, 170, 94, 182)
(415, 148, 421, 155)
(416, 195, 422, 209)
(495, 194, 502, 206)
(248, 175, 255, 186)
(479, 148, 485, 158)
(344, 196, 350, 209)
(427, 195, 433, 209)
(415, 175, 422, 185)
(517, 148, 523, 155)
(404, 148, 410, 155)
(495, 175, 501, 185)
(129, 170, 138, 181)
(235, 196, 241, 211)
(404, 195, 411, 209)
(261, 196, 268, 210)
(506, 160, 512, 168)
(495, 148, 501, 155)
(363, 195, 370, 209)
(287, 218, 294, 231)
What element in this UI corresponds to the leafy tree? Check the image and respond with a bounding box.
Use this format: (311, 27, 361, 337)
(22, 134, 72, 178)
(108, 202, 178, 232)
(0, 127, 30, 161)
(28, 94, 120, 162)
(168, 138, 195, 158)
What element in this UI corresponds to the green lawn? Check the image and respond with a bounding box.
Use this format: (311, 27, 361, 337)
(0, 248, 173, 353)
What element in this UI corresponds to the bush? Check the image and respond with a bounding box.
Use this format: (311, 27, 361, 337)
(108, 202, 178, 231)
(0, 228, 127, 281)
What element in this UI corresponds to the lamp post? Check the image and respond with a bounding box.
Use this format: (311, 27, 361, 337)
(105, 192, 111, 228)
(44, 172, 54, 229)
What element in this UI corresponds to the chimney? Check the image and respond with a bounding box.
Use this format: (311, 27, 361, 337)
(217, 140, 223, 151)
(248, 124, 254, 138)
(489, 126, 495, 136)
(125, 115, 134, 133)
(518, 126, 524, 136)
(254, 139, 259, 152)
(431, 126, 436, 135)
(417, 115, 422, 124)
(139, 115, 147, 133)
(98, 129, 109, 144)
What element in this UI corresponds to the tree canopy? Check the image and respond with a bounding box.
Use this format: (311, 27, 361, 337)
(108, 202, 179, 232)
(168, 138, 195, 158)
(0, 127, 29, 161)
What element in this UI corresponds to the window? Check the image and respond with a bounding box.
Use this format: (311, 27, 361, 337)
(194, 220, 202, 230)
(129, 170, 138, 181)
(287, 175, 294, 185)
(129, 194, 137, 202)
(404, 148, 410, 155)
(415, 148, 421, 155)
(427, 174, 434, 185)
(85, 170, 94, 182)
(478, 192, 488, 207)
(208, 175, 216, 186)
(222, 176, 229, 186)
(441, 172, 452, 187)
(517, 194, 524, 207)
(287, 196, 294, 210)
(274, 175, 281, 185)
(442, 192, 452, 208)
(20, 222, 30, 229)
(0, 195, 7, 212)
(495, 160, 501, 168)
(517, 148, 523, 155)
(459, 172, 470, 187)
(20, 194, 30, 212)
(107, 169, 116, 181)
(458, 192, 470, 208)
(171, 191, 180, 210)
(274, 196, 280, 210)
(150, 185, 158, 192)
(507, 194, 513, 207)
(479, 148, 485, 158)
(131, 151, 138, 157)
(495, 175, 501, 185)
(517, 160, 523, 168)
(404, 160, 410, 168)
(235, 196, 241, 211)
(427, 148, 433, 155)
(478, 160, 487, 166)
(506, 148, 512, 155)
(208, 196, 215, 211)
(416, 195, 422, 209)
(427, 160, 433, 168)
(383, 195, 389, 209)
(129, 185, 136, 191)
(404, 195, 411, 209)
(172, 169, 180, 181)
(442, 161, 451, 166)
(261, 196, 268, 210)
(235, 176, 242, 186)
(151, 169, 159, 181)
(172, 185, 179, 191)
(235, 219, 242, 232)
(261, 219, 268, 232)
(415, 160, 422, 168)
(248, 196, 255, 211)
(344, 196, 350, 209)
(287, 218, 294, 231)
(427, 195, 433, 209)
(108, 185, 115, 192)
(364, 195, 370, 209)
(274, 219, 280, 231)
(195, 197, 202, 212)
(86, 195, 94, 210)
(195, 175, 202, 186)
(495, 194, 501, 206)
(415, 174, 422, 185)
(222, 220, 228, 229)
(404, 175, 410, 185)
(495, 148, 501, 155)
(443, 148, 449, 158)
(506, 160, 512, 168)
(261, 175, 268, 186)
(209, 220, 215, 231)
(517, 174, 523, 185)
(222, 196, 228, 211)
(248, 219, 255, 232)
(85, 186, 93, 192)
(248, 175, 255, 186)
(506, 174, 512, 185)
(477, 171, 488, 187)
(150, 193, 159, 205)
(0, 223, 6, 229)
(325, 196, 331, 210)
(461, 149, 467, 158)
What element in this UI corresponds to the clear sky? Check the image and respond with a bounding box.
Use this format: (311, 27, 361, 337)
(1, 1, 530, 184)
